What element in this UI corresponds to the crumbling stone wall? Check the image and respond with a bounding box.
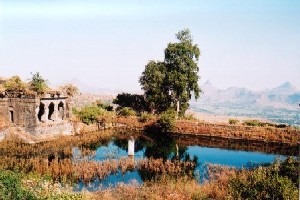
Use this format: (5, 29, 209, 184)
(0, 92, 73, 136)
(0, 97, 38, 127)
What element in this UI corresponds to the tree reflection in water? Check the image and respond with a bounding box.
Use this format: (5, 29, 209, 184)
(113, 133, 198, 181)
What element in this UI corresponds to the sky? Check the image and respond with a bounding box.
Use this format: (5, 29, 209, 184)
(0, 0, 299, 92)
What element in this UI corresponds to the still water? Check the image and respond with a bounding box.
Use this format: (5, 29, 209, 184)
(74, 133, 294, 191)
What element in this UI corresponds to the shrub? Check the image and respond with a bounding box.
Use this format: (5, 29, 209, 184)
(228, 158, 299, 199)
(156, 110, 176, 132)
(139, 112, 153, 123)
(182, 113, 196, 120)
(228, 118, 239, 125)
(75, 105, 105, 124)
(276, 124, 288, 128)
(59, 83, 79, 97)
(243, 119, 261, 126)
(3, 76, 28, 91)
(117, 107, 136, 117)
(29, 72, 49, 95)
(0, 170, 36, 200)
(278, 157, 299, 187)
(96, 100, 114, 111)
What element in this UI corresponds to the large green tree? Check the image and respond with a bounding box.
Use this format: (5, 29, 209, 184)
(139, 29, 201, 115)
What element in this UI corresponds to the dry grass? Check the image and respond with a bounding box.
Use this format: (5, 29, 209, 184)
(89, 165, 237, 200)
(175, 120, 300, 144)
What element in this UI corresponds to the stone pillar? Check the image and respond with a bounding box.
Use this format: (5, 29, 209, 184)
(42, 103, 48, 123)
(63, 105, 66, 120)
(128, 137, 135, 157)
(35, 106, 40, 123)
(66, 99, 73, 119)
(53, 103, 58, 121)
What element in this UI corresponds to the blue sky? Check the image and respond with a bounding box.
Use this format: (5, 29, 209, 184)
(0, 0, 299, 91)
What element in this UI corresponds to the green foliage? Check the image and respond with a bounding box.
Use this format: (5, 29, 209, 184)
(75, 105, 105, 124)
(29, 72, 48, 95)
(243, 119, 261, 126)
(96, 100, 113, 111)
(59, 83, 79, 97)
(229, 118, 239, 125)
(229, 158, 299, 200)
(113, 93, 149, 113)
(139, 61, 170, 113)
(182, 113, 196, 120)
(3, 76, 28, 91)
(156, 110, 176, 132)
(140, 29, 201, 115)
(116, 107, 136, 117)
(0, 170, 36, 200)
(278, 157, 299, 187)
(139, 112, 154, 123)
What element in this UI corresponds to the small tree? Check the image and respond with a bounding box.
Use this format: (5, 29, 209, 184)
(3, 76, 27, 91)
(29, 72, 48, 95)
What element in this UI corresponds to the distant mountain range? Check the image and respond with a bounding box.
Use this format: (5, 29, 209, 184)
(197, 80, 300, 108)
(191, 81, 300, 125)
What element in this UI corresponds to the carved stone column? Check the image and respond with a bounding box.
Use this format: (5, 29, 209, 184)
(53, 103, 58, 121)
(35, 106, 40, 123)
(42, 103, 49, 123)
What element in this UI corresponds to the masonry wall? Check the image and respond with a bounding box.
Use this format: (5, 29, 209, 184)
(0, 97, 38, 127)
(0, 95, 73, 137)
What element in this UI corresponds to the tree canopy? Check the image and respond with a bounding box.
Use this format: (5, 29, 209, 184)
(139, 29, 201, 115)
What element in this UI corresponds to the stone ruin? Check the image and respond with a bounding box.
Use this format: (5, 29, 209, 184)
(0, 90, 73, 136)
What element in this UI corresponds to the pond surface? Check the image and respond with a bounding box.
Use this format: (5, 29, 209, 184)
(74, 133, 294, 191)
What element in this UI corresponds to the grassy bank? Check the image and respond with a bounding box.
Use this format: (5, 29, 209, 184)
(113, 116, 300, 145)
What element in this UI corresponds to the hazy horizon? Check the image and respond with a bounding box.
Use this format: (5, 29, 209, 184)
(0, 0, 299, 91)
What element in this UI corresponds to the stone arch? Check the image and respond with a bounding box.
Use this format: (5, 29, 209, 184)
(48, 102, 55, 120)
(37, 102, 45, 122)
(58, 101, 64, 120)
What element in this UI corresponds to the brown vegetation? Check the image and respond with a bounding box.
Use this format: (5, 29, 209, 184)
(113, 116, 300, 145)
(175, 120, 300, 144)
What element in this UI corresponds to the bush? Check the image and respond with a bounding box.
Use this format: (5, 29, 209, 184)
(243, 119, 261, 126)
(229, 118, 239, 125)
(96, 100, 114, 111)
(29, 72, 49, 95)
(228, 158, 299, 199)
(3, 76, 28, 91)
(182, 113, 196, 120)
(278, 157, 299, 187)
(139, 112, 153, 123)
(59, 83, 79, 97)
(0, 170, 36, 200)
(75, 105, 105, 124)
(156, 110, 176, 132)
(117, 107, 136, 117)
